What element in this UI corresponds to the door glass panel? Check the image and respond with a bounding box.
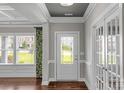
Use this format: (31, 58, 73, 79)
(101, 27, 104, 65)
(116, 36, 120, 55)
(107, 22, 112, 71)
(61, 37, 74, 64)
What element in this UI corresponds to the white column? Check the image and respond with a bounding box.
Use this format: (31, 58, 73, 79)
(42, 23, 49, 85)
(2, 36, 7, 64)
(119, 3, 124, 90)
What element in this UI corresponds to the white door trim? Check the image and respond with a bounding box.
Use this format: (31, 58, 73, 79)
(54, 31, 80, 81)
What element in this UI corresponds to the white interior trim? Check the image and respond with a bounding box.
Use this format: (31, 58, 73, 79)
(83, 3, 96, 22)
(119, 3, 124, 89)
(0, 5, 15, 10)
(42, 23, 49, 85)
(91, 3, 118, 27)
(0, 24, 42, 27)
(48, 60, 55, 64)
(42, 81, 49, 85)
(80, 60, 86, 63)
(49, 17, 84, 23)
(84, 78, 92, 90)
(36, 3, 51, 20)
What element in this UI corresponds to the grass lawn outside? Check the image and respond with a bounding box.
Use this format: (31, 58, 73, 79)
(17, 51, 34, 64)
(0, 51, 34, 64)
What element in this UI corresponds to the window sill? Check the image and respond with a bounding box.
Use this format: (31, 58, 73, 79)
(0, 64, 36, 66)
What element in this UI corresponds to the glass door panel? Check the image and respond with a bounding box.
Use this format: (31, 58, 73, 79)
(61, 37, 74, 64)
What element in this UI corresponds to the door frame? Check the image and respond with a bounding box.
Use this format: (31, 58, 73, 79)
(54, 31, 80, 81)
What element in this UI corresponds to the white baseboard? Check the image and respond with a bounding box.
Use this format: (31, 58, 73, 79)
(49, 78, 55, 82)
(78, 78, 85, 81)
(42, 81, 49, 85)
(84, 79, 92, 90)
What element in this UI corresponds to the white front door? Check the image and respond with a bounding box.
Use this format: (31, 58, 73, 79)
(56, 32, 79, 81)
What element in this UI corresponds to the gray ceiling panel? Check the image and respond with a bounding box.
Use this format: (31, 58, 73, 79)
(45, 3, 89, 17)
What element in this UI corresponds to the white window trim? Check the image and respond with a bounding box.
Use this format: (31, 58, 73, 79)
(0, 33, 36, 66)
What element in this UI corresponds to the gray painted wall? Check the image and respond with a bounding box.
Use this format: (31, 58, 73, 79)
(49, 23, 85, 60)
(49, 23, 85, 79)
(84, 4, 111, 89)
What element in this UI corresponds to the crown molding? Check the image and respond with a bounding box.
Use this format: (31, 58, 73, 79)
(0, 5, 15, 10)
(83, 3, 96, 22)
(49, 17, 84, 23)
(91, 3, 118, 27)
(36, 3, 51, 21)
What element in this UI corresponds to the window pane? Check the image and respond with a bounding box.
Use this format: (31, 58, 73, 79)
(6, 51, 14, 64)
(16, 36, 35, 50)
(61, 37, 73, 64)
(6, 36, 14, 49)
(16, 50, 34, 64)
(0, 51, 2, 63)
(0, 36, 1, 49)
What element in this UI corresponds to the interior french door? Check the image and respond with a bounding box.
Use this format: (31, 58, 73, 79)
(95, 20, 106, 90)
(95, 9, 121, 90)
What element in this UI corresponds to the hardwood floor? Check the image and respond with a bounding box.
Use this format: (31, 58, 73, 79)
(0, 78, 88, 90)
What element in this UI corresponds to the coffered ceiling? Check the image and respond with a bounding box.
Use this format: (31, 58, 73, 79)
(0, 3, 96, 25)
(0, 4, 28, 22)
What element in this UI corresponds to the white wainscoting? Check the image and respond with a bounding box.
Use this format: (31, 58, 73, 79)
(48, 60, 86, 82)
(0, 65, 36, 77)
(84, 62, 92, 90)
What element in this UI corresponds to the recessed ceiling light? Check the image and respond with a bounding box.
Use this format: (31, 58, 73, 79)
(60, 3, 74, 6)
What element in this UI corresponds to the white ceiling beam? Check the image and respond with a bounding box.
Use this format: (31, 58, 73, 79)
(0, 11, 14, 19)
(0, 18, 28, 21)
(8, 3, 47, 24)
(0, 5, 15, 10)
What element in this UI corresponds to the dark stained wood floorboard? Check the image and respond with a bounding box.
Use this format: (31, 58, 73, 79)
(0, 78, 88, 90)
